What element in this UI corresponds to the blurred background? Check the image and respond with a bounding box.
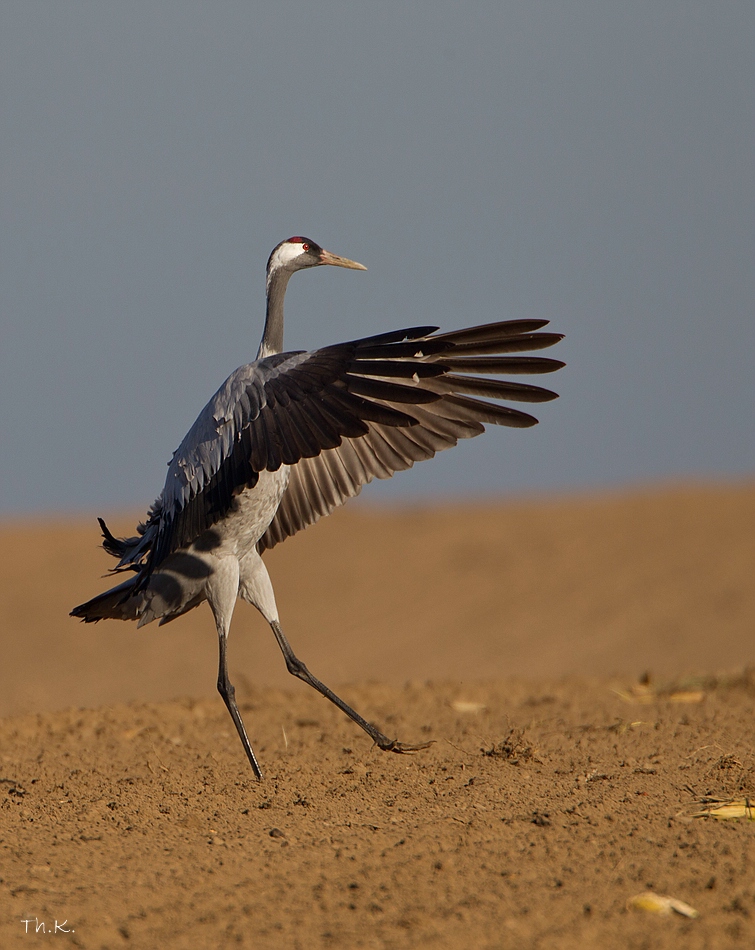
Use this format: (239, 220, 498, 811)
(1, 3, 753, 517)
(1, 4, 753, 717)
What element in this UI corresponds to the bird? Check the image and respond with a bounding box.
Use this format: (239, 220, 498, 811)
(71, 236, 564, 780)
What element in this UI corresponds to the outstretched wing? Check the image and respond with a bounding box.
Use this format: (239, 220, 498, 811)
(106, 319, 563, 579)
(257, 319, 564, 552)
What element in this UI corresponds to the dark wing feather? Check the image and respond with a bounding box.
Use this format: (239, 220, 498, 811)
(105, 320, 563, 577)
(257, 319, 564, 552)
(438, 356, 565, 374)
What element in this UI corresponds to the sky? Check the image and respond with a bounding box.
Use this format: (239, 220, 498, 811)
(1, 2, 753, 515)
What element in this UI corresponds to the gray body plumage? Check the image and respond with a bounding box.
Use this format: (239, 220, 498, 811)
(72, 236, 564, 779)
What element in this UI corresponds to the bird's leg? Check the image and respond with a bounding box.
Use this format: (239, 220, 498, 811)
(270, 620, 431, 755)
(217, 630, 264, 780)
(208, 556, 264, 779)
(239, 550, 429, 757)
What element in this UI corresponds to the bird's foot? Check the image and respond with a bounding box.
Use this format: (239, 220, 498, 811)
(376, 736, 434, 754)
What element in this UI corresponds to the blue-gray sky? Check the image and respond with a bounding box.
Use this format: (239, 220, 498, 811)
(1, 3, 753, 515)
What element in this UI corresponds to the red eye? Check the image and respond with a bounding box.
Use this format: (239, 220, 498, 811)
(302, 243, 310, 251)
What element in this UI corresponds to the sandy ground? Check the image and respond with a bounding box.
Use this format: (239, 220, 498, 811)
(1, 482, 754, 948)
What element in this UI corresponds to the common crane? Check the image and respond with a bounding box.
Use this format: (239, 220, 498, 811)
(71, 237, 564, 779)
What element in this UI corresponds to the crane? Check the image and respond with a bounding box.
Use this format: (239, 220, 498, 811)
(71, 236, 564, 779)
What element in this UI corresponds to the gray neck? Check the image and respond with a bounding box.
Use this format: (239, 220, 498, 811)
(257, 267, 292, 359)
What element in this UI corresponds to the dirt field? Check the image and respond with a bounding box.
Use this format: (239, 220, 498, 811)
(1, 482, 754, 948)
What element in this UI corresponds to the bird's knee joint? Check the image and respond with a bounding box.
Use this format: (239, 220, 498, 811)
(286, 656, 307, 677)
(218, 678, 235, 700)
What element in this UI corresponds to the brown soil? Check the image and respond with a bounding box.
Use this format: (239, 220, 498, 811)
(1, 482, 754, 948)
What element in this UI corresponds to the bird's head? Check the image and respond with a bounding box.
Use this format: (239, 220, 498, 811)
(266, 237, 367, 279)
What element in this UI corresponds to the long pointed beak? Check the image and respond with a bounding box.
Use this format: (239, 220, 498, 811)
(319, 248, 367, 271)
